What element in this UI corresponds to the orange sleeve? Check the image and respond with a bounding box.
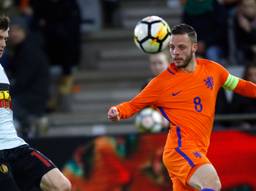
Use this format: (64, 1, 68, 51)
(116, 77, 162, 119)
(214, 62, 229, 86)
(234, 79, 256, 98)
(216, 61, 256, 97)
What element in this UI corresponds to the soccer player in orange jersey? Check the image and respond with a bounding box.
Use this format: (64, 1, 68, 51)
(107, 24, 256, 191)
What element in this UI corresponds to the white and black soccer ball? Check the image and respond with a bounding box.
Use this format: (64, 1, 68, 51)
(135, 108, 164, 133)
(134, 16, 171, 54)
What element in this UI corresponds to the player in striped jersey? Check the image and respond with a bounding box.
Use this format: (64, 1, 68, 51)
(0, 15, 71, 191)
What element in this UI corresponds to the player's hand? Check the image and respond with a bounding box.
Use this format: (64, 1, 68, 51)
(108, 106, 120, 121)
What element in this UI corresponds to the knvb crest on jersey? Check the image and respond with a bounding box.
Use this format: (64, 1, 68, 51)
(204, 76, 214, 90)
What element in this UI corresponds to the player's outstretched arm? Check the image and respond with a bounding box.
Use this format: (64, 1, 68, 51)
(108, 106, 120, 121)
(223, 74, 256, 98)
(107, 77, 161, 121)
(235, 79, 256, 98)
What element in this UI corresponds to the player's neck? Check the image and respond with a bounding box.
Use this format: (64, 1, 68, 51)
(182, 57, 197, 73)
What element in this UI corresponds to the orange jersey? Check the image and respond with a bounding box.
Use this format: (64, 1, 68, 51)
(116, 58, 229, 150)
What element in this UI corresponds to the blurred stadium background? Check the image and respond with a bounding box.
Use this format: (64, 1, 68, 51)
(1, 0, 256, 190)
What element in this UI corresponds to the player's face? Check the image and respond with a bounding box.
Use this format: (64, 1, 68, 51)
(0, 29, 9, 58)
(169, 34, 197, 69)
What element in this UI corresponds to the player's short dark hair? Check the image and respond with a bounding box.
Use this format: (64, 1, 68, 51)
(171, 23, 197, 43)
(0, 15, 10, 31)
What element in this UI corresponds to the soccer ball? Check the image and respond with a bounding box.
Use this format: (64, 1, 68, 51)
(135, 107, 164, 133)
(134, 16, 171, 54)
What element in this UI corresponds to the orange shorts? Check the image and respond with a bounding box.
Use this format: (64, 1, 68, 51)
(163, 147, 210, 191)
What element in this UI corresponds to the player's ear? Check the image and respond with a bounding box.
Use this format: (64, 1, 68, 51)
(192, 42, 198, 53)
